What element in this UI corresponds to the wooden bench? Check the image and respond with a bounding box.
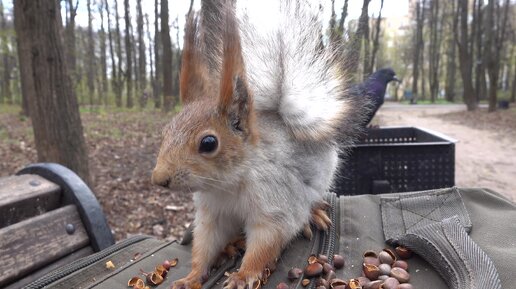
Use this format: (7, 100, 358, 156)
(0, 163, 115, 289)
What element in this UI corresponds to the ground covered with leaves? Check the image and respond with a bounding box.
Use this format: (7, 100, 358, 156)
(0, 106, 194, 241)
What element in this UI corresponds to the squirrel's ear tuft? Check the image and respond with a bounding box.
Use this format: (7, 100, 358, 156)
(218, 9, 256, 141)
(180, 13, 210, 104)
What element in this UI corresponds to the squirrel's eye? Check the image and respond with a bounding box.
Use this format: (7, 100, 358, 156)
(199, 135, 218, 154)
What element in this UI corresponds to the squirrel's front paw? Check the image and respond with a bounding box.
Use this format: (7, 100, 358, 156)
(172, 276, 204, 289)
(223, 271, 262, 289)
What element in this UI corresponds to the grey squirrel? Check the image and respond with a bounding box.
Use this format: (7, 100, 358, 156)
(151, 2, 368, 289)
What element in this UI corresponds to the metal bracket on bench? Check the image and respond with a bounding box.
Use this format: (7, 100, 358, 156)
(17, 163, 115, 251)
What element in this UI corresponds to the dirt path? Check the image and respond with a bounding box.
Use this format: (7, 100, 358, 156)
(375, 103, 516, 201)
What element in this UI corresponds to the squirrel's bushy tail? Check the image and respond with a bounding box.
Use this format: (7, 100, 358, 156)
(199, 0, 369, 143)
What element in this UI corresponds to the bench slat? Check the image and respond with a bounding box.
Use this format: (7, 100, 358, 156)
(0, 205, 90, 287)
(0, 174, 61, 228)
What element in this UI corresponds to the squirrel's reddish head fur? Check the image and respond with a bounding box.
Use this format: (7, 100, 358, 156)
(152, 9, 257, 191)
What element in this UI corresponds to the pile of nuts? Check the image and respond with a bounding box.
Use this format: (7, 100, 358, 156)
(127, 258, 178, 289)
(277, 246, 413, 289)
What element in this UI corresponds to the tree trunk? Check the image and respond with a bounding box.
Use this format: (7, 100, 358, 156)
(146, 14, 155, 107)
(86, 0, 95, 106)
(474, 0, 486, 101)
(444, 0, 457, 102)
(369, 0, 384, 74)
(161, 0, 174, 112)
(153, 0, 162, 108)
(124, 0, 133, 108)
(14, 0, 90, 183)
(98, 1, 108, 105)
(486, 0, 510, 112)
(457, 0, 477, 111)
(338, 0, 349, 36)
(114, 0, 123, 107)
(65, 0, 77, 85)
(0, 3, 12, 105)
(511, 61, 516, 102)
(347, 0, 370, 80)
(137, 0, 147, 108)
(411, 0, 425, 103)
(428, 0, 441, 103)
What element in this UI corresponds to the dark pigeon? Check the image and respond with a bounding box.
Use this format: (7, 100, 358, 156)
(353, 68, 400, 126)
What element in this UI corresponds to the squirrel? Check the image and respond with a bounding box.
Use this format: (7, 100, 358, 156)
(151, 2, 368, 289)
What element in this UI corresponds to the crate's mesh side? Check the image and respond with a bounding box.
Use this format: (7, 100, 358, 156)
(362, 128, 418, 144)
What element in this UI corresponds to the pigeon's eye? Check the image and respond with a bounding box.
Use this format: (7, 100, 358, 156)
(199, 135, 218, 154)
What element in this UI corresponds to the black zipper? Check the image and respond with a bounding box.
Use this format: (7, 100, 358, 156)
(307, 192, 339, 289)
(23, 235, 151, 289)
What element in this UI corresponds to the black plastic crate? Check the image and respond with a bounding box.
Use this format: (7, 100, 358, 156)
(334, 127, 456, 195)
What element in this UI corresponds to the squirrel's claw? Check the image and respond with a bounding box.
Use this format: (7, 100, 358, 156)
(223, 272, 261, 289)
(172, 277, 203, 289)
(311, 206, 331, 232)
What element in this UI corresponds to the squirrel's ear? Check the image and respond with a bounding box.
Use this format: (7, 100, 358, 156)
(180, 13, 210, 104)
(218, 10, 257, 142)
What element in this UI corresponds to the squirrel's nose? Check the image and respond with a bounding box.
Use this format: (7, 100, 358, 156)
(151, 169, 171, 188)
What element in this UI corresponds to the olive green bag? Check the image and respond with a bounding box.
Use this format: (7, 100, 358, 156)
(24, 187, 516, 289)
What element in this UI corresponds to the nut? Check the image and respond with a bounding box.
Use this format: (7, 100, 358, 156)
(333, 254, 345, 269)
(302, 279, 311, 287)
(378, 264, 391, 276)
(363, 251, 378, 258)
(325, 270, 337, 282)
(316, 278, 329, 289)
(356, 277, 370, 286)
(395, 246, 412, 259)
(378, 249, 396, 265)
(363, 251, 380, 266)
(287, 268, 303, 280)
(155, 264, 168, 277)
(392, 260, 408, 271)
(323, 263, 334, 275)
(105, 260, 115, 269)
(377, 275, 389, 281)
(396, 284, 414, 289)
(318, 254, 329, 264)
(277, 282, 289, 289)
(305, 262, 323, 277)
(128, 277, 145, 288)
(390, 267, 410, 283)
(379, 277, 399, 289)
(345, 279, 362, 289)
(362, 263, 380, 280)
(308, 254, 319, 264)
(330, 278, 347, 289)
(146, 272, 164, 286)
(364, 280, 382, 289)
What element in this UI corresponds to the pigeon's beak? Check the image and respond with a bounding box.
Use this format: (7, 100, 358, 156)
(392, 76, 401, 83)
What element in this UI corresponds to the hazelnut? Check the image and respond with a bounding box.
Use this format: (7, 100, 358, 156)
(364, 280, 382, 289)
(362, 263, 380, 280)
(345, 279, 362, 289)
(318, 254, 329, 264)
(356, 277, 370, 286)
(390, 267, 410, 283)
(127, 276, 144, 288)
(305, 262, 323, 277)
(333, 254, 345, 269)
(330, 278, 347, 289)
(323, 263, 335, 275)
(325, 270, 337, 282)
(363, 251, 378, 258)
(287, 268, 303, 280)
(308, 254, 319, 264)
(379, 277, 399, 289)
(396, 284, 414, 289)
(377, 275, 389, 281)
(378, 249, 396, 265)
(146, 272, 164, 286)
(302, 279, 311, 287)
(316, 278, 329, 289)
(395, 246, 412, 259)
(392, 260, 408, 271)
(277, 282, 289, 289)
(378, 264, 391, 276)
